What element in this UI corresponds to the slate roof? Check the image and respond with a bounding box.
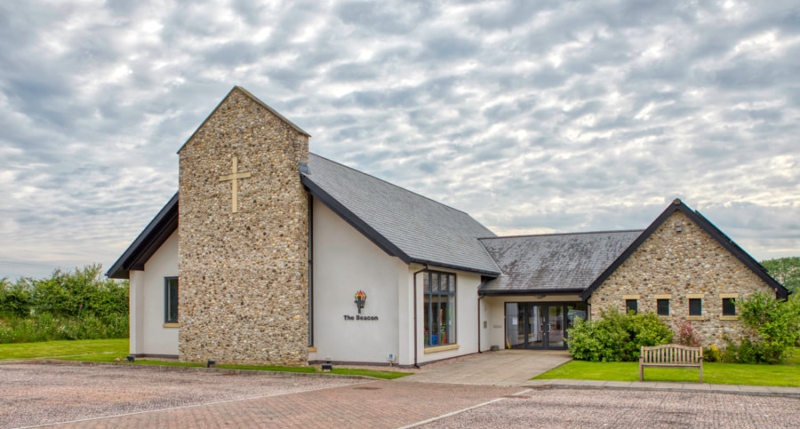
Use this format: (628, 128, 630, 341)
(303, 154, 501, 275)
(478, 230, 643, 294)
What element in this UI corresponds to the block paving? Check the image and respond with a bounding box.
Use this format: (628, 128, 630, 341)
(3, 362, 799, 429)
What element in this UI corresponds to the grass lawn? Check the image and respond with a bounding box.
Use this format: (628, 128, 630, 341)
(0, 339, 129, 360)
(535, 348, 800, 387)
(0, 339, 410, 380)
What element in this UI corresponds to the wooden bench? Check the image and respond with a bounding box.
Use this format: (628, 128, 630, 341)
(639, 344, 703, 382)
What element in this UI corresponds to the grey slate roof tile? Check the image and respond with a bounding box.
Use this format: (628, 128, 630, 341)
(479, 230, 643, 292)
(305, 153, 501, 274)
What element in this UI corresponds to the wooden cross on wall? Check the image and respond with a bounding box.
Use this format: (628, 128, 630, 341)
(219, 156, 251, 213)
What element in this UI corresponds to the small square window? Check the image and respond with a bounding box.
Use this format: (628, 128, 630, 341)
(722, 298, 736, 316)
(657, 299, 670, 316)
(689, 298, 702, 316)
(165, 277, 179, 323)
(625, 299, 638, 314)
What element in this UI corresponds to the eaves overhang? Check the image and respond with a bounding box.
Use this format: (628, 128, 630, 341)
(479, 288, 586, 297)
(107, 193, 179, 279)
(409, 258, 501, 276)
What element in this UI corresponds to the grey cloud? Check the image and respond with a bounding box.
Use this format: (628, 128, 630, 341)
(335, 1, 433, 34)
(467, 1, 558, 30)
(326, 63, 379, 82)
(231, 0, 268, 27)
(203, 42, 262, 66)
(3, 0, 800, 278)
(419, 34, 479, 61)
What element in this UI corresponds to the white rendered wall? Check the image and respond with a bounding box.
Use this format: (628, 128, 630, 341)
(129, 270, 144, 354)
(131, 231, 180, 356)
(309, 198, 406, 364)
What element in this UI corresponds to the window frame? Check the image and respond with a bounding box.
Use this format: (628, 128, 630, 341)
(423, 270, 457, 348)
(164, 277, 179, 324)
(688, 298, 703, 316)
(625, 299, 638, 314)
(722, 298, 736, 317)
(656, 298, 670, 316)
(719, 293, 739, 320)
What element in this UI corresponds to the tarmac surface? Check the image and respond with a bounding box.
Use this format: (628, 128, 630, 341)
(2, 355, 800, 429)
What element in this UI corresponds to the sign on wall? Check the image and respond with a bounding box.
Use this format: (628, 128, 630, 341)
(344, 290, 378, 321)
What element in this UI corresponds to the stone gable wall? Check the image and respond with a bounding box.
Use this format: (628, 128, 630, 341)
(589, 209, 776, 347)
(178, 88, 309, 365)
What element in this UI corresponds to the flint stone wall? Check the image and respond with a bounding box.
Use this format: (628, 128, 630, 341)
(178, 87, 309, 365)
(589, 210, 776, 347)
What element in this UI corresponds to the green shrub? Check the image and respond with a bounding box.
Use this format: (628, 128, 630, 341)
(567, 316, 626, 362)
(0, 278, 32, 318)
(28, 265, 128, 319)
(722, 336, 761, 364)
(718, 293, 800, 364)
(0, 313, 129, 343)
(626, 311, 675, 357)
(0, 265, 129, 344)
(704, 344, 721, 362)
(734, 292, 800, 364)
(567, 308, 673, 362)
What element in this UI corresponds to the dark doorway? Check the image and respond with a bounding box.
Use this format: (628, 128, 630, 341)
(504, 302, 587, 350)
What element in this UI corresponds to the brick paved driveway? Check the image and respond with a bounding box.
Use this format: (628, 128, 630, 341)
(3, 363, 799, 428)
(0, 363, 517, 429)
(421, 387, 800, 429)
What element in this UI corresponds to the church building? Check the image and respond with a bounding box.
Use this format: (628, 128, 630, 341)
(108, 87, 789, 367)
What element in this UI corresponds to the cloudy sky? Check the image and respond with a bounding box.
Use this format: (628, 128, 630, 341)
(1, 0, 799, 279)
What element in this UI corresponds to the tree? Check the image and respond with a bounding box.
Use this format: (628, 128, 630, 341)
(760, 257, 800, 294)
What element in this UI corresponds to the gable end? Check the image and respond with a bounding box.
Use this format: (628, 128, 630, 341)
(581, 199, 789, 300)
(177, 86, 310, 155)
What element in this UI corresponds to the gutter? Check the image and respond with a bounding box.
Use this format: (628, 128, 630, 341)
(478, 288, 587, 297)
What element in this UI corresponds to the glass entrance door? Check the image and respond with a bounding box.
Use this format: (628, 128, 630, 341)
(504, 302, 586, 350)
(530, 304, 553, 349)
(528, 304, 544, 348)
(547, 305, 564, 348)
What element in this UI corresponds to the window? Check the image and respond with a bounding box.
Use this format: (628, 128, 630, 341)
(657, 299, 670, 316)
(689, 298, 702, 316)
(722, 298, 736, 316)
(625, 299, 638, 314)
(165, 277, 179, 323)
(423, 271, 456, 347)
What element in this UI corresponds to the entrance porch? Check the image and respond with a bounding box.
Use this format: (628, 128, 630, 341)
(504, 302, 588, 350)
(482, 295, 587, 352)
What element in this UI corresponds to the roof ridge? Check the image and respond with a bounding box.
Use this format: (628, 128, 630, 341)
(478, 229, 645, 240)
(308, 152, 475, 218)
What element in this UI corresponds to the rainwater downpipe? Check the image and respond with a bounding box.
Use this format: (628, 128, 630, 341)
(412, 264, 429, 369)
